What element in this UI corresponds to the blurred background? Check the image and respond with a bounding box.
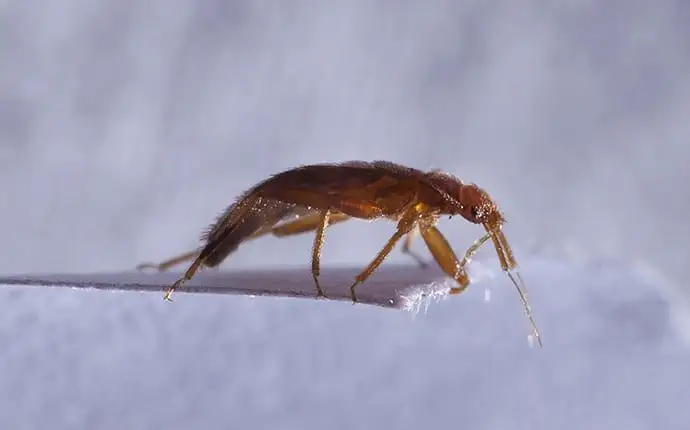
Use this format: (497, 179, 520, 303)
(1, 1, 690, 429)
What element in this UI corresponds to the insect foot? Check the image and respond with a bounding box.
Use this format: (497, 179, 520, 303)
(163, 279, 184, 302)
(349, 283, 360, 304)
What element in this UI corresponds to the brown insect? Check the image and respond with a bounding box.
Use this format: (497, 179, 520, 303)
(138, 161, 541, 346)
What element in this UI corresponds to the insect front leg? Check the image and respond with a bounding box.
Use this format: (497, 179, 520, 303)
(458, 233, 492, 272)
(418, 225, 469, 294)
(418, 227, 492, 295)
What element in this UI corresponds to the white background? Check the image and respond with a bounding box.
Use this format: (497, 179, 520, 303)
(1, 1, 690, 429)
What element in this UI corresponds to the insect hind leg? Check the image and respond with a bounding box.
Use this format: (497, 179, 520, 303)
(268, 211, 351, 237)
(136, 249, 201, 272)
(163, 257, 204, 301)
(136, 212, 352, 273)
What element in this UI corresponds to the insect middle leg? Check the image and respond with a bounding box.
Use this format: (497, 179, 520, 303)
(276, 213, 427, 269)
(274, 213, 428, 270)
(310, 209, 331, 299)
(349, 213, 418, 303)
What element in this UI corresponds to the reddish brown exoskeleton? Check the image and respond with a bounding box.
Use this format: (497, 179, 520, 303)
(139, 161, 541, 346)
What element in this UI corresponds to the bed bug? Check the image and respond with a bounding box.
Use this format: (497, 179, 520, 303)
(139, 160, 541, 346)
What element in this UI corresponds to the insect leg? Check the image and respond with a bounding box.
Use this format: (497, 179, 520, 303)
(418, 226, 470, 294)
(349, 219, 416, 303)
(136, 249, 201, 272)
(268, 211, 351, 237)
(163, 257, 204, 301)
(311, 209, 331, 299)
(136, 212, 351, 273)
(400, 226, 429, 269)
(459, 233, 492, 270)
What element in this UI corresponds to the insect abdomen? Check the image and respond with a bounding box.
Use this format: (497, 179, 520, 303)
(199, 195, 295, 267)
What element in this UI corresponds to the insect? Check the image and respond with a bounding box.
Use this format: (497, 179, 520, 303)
(139, 160, 541, 346)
